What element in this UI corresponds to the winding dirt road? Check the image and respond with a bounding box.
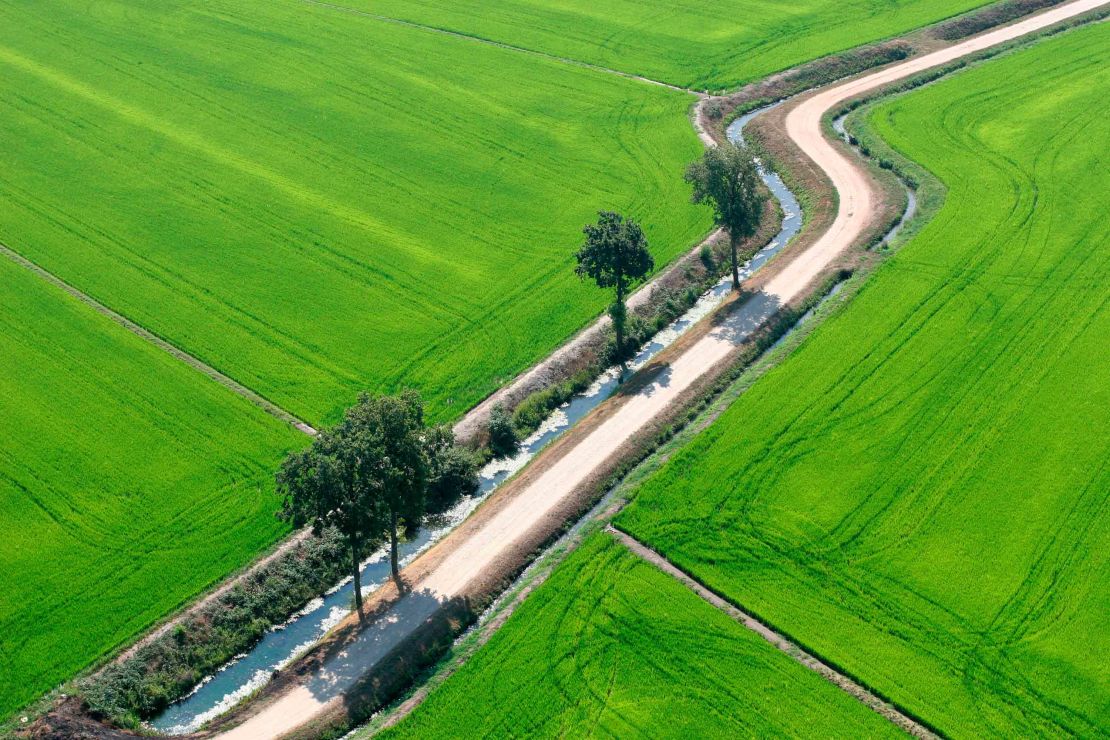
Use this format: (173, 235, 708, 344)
(212, 2, 1106, 737)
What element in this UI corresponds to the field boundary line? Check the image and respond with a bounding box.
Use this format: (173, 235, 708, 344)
(0, 241, 317, 436)
(607, 525, 940, 739)
(295, 0, 696, 93)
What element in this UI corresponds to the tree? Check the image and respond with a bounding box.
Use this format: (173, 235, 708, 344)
(685, 142, 764, 291)
(424, 424, 480, 514)
(487, 403, 519, 459)
(277, 390, 435, 620)
(575, 211, 654, 369)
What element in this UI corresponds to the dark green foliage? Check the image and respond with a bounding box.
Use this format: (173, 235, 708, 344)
(278, 391, 433, 607)
(576, 211, 655, 367)
(510, 369, 595, 436)
(685, 144, 764, 290)
(425, 425, 480, 515)
(487, 404, 519, 459)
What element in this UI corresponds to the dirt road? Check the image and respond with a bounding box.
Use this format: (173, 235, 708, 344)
(212, 2, 1107, 737)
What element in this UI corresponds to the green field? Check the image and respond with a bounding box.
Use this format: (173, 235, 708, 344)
(0, 0, 709, 426)
(0, 258, 301, 717)
(378, 533, 899, 738)
(339, 0, 990, 90)
(619, 23, 1110, 737)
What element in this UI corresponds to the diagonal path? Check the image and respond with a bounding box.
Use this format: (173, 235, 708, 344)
(0, 241, 317, 436)
(294, 0, 691, 92)
(606, 525, 939, 738)
(210, 2, 1108, 737)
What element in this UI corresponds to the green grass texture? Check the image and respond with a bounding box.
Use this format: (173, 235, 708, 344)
(0, 257, 302, 718)
(336, 0, 991, 90)
(618, 23, 1110, 737)
(379, 533, 901, 738)
(0, 0, 708, 427)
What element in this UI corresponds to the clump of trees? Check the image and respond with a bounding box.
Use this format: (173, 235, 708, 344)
(277, 390, 477, 621)
(575, 210, 654, 371)
(685, 142, 764, 291)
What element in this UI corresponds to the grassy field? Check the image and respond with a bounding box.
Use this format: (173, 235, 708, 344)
(619, 23, 1110, 737)
(0, 0, 708, 426)
(0, 258, 302, 718)
(339, 0, 991, 90)
(377, 533, 900, 738)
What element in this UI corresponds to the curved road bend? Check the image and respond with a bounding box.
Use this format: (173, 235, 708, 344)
(214, 1, 1108, 737)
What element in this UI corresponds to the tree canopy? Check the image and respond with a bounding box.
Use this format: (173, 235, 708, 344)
(575, 211, 654, 368)
(277, 390, 474, 618)
(685, 143, 763, 289)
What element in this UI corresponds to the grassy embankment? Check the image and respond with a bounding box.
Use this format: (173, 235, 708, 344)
(0, 258, 301, 718)
(618, 22, 1110, 736)
(379, 533, 902, 738)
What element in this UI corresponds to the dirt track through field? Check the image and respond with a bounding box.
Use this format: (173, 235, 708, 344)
(607, 526, 939, 738)
(203, 2, 1108, 737)
(0, 241, 317, 436)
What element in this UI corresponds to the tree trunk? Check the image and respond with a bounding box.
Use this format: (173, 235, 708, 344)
(351, 537, 365, 623)
(389, 510, 403, 593)
(615, 279, 627, 375)
(730, 233, 741, 292)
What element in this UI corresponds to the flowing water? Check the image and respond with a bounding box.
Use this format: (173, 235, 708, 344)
(149, 106, 802, 735)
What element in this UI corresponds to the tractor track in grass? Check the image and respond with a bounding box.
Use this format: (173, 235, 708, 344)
(605, 525, 939, 739)
(182, 3, 1108, 738)
(294, 0, 692, 93)
(0, 241, 318, 436)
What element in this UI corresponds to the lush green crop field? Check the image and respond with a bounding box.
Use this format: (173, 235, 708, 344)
(377, 533, 899, 738)
(0, 0, 708, 426)
(0, 258, 302, 717)
(619, 24, 1110, 737)
(339, 0, 990, 90)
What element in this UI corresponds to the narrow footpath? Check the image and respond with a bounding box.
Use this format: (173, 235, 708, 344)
(209, 1, 1107, 737)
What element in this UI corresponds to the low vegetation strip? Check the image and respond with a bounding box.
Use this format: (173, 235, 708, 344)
(377, 533, 902, 738)
(327, 0, 993, 91)
(619, 21, 1110, 736)
(0, 0, 707, 427)
(0, 257, 303, 719)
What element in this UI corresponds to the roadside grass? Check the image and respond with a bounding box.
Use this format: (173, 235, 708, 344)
(0, 258, 302, 719)
(331, 0, 991, 91)
(0, 0, 708, 427)
(618, 22, 1110, 737)
(376, 532, 902, 738)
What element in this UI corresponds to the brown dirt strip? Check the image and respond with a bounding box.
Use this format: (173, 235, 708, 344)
(607, 525, 939, 739)
(0, 241, 316, 436)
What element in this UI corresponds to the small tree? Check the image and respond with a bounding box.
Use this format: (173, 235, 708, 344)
(575, 211, 654, 369)
(685, 143, 764, 291)
(277, 391, 431, 618)
(488, 403, 519, 459)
